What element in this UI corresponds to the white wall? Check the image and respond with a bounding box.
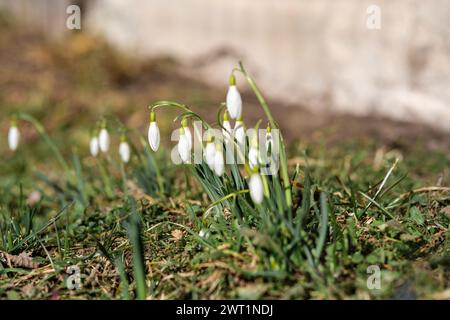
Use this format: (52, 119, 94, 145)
(86, 0, 450, 131)
(0, 0, 70, 38)
(2, 0, 449, 131)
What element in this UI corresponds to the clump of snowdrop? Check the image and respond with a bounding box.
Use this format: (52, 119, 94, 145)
(8, 118, 20, 152)
(226, 73, 242, 119)
(144, 63, 332, 275)
(98, 120, 110, 153)
(119, 135, 131, 163)
(148, 111, 160, 152)
(146, 62, 292, 212)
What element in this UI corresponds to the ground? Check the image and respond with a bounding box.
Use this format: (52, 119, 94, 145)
(0, 15, 449, 300)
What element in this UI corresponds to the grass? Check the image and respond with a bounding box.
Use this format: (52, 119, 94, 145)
(1, 105, 448, 300)
(0, 19, 449, 300)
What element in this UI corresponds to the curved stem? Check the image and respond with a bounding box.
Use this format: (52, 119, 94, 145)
(131, 128, 165, 196)
(203, 189, 249, 218)
(149, 100, 192, 114)
(17, 113, 72, 178)
(174, 112, 211, 130)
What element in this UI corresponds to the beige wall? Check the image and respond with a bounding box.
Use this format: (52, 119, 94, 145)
(0, 0, 70, 38)
(2, 0, 449, 131)
(86, 0, 450, 131)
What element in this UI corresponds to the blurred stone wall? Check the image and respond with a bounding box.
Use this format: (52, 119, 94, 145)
(0, 0, 71, 38)
(86, 0, 450, 131)
(1, 0, 449, 131)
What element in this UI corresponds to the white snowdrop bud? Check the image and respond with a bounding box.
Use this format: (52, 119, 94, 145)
(178, 127, 190, 163)
(8, 122, 20, 151)
(199, 229, 209, 238)
(182, 118, 192, 151)
(222, 112, 232, 141)
(89, 136, 99, 157)
(148, 111, 160, 152)
(119, 139, 131, 163)
(226, 73, 242, 119)
(214, 144, 225, 176)
(248, 146, 259, 170)
(234, 117, 245, 150)
(98, 121, 110, 153)
(204, 140, 216, 171)
(249, 173, 264, 204)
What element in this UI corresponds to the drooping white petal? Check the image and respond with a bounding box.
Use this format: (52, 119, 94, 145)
(8, 126, 20, 151)
(89, 137, 99, 157)
(184, 126, 192, 151)
(214, 147, 224, 176)
(99, 128, 110, 153)
(148, 121, 160, 152)
(222, 120, 232, 141)
(234, 121, 245, 149)
(199, 229, 209, 238)
(226, 85, 242, 119)
(248, 146, 259, 169)
(269, 155, 280, 176)
(204, 142, 216, 170)
(249, 173, 264, 204)
(178, 133, 190, 163)
(119, 141, 131, 163)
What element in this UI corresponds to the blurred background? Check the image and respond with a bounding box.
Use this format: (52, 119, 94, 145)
(0, 0, 449, 158)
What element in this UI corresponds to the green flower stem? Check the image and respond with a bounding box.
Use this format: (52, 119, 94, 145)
(203, 189, 249, 218)
(120, 161, 128, 196)
(132, 128, 165, 197)
(149, 101, 192, 114)
(97, 158, 114, 199)
(174, 112, 211, 130)
(17, 113, 72, 179)
(238, 62, 292, 208)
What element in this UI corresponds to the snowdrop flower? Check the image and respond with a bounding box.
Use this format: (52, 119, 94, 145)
(263, 124, 279, 175)
(148, 111, 160, 152)
(249, 172, 264, 204)
(199, 229, 210, 239)
(8, 120, 20, 151)
(234, 116, 245, 149)
(248, 146, 259, 170)
(248, 129, 260, 169)
(222, 112, 232, 141)
(98, 121, 110, 153)
(89, 133, 99, 157)
(204, 136, 216, 170)
(181, 118, 192, 150)
(119, 136, 131, 163)
(226, 73, 242, 119)
(178, 127, 190, 163)
(222, 112, 235, 163)
(214, 144, 224, 176)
